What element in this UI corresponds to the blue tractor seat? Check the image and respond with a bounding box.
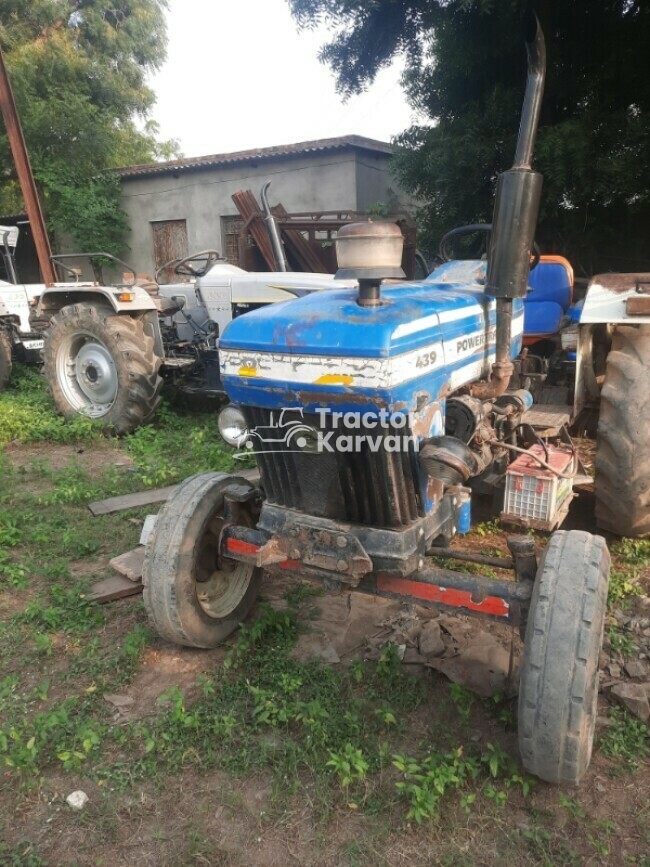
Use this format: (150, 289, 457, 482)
(523, 255, 573, 344)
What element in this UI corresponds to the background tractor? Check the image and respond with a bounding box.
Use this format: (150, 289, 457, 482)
(142, 14, 615, 786)
(37, 252, 353, 434)
(0, 237, 354, 433)
(0, 225, 48, 390)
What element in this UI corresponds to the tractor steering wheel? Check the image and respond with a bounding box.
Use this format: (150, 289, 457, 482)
(173, 250, 222, 278)
(439, 224, 540, 271)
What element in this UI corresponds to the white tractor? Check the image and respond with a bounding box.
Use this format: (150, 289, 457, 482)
(0, 238, 354, 434)
(0, 225, 47, 390)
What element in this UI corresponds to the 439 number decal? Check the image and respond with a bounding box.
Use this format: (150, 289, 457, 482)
(415, 350, 438, 369)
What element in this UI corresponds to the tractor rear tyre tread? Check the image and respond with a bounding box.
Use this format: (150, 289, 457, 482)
(143, 472, 262, 649)
(0, 328, 11, 391)
(518, 530, 610, 786)
(595, 324, 650, 537)
(43, 302, 163, 435)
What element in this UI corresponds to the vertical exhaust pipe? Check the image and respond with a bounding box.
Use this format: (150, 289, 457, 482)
(471, 9, 546, 400)
(260, 182, 288, 272)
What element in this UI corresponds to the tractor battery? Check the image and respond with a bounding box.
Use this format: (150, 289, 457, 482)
(501, 443, 575, 531)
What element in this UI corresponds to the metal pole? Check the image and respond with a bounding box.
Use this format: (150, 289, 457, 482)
(0, 44, 57, 286)
(260, 182, 288, 272)
(1, 230, 18, 284)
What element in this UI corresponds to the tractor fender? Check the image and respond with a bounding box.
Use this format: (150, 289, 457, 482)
(574, 272, 650, 418)
(580, 273, 650, 325)
(37, 283, 158, 318)
(0, 283, 37, 332)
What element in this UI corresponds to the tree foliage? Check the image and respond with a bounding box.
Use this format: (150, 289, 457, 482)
(289, 0, 650, 274)
(0, 0, 177, 259)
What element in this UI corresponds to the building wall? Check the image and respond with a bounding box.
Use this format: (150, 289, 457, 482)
(118, 151, 361, 278)
(354, 152, 419, 215)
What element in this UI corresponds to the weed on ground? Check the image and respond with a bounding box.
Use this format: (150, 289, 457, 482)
(0, 368, 648, 865)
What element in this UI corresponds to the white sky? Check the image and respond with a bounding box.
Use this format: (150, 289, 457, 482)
(148, 0, 418, 158)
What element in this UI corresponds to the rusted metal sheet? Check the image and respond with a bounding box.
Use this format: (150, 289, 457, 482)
(152, 219, 188, 283)
(231, 190, 277, 270)
(232, 192, 418, 277)
(275, 210, 418, 277)
(272, 203, 328, 272)
(0, 45, 57, 286)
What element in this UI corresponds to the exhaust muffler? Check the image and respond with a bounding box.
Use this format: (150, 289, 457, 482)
(471, 9, 546, 400)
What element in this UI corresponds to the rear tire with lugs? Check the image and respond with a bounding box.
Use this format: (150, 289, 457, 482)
(143, 472, 262, 649)
(42, 302, 163, 434)
(0, 328, 11, 391)
(595, 324, 650, 537)
(518, 530, 610, 786)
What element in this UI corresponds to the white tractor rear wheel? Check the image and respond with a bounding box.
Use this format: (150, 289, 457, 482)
(0, 328, 11, 391)
(42, 302, 163, 434)
(595, 324, 650, 537)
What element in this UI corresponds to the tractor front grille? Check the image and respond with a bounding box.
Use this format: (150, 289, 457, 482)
(245, 407, 422, 528)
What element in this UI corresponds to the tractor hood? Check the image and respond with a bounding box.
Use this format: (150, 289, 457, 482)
(219, 262, 524, 413)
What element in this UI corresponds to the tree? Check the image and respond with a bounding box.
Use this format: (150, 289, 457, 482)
(0, 0, 178, 262)
(289, 0, 650, 275)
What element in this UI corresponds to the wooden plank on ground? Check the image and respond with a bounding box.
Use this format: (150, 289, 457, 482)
(88, 485, 178, 517)
(88, 469, 260, 517)
(87, 575, 143, 604)
(109, 547, 146, 582)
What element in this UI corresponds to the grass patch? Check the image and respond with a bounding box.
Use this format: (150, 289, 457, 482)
(600, 706, 650, 772)
(1, 369, 649, 862)
(0, 366, 100, 446)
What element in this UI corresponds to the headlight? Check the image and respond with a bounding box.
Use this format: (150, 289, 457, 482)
(218, 405, 249, 447)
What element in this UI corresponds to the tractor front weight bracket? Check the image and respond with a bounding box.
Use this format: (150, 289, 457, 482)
(222, 526, 536, 629)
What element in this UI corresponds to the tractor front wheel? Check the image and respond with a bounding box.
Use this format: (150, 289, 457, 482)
(143, 472, 263, 649)
(0, 328, 11, 391)
(518, 530, 610, 785)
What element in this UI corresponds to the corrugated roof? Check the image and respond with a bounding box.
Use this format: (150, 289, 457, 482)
(116, 135, 393, 179)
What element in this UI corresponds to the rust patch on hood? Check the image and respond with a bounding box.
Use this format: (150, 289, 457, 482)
(411, 400, 443, 440)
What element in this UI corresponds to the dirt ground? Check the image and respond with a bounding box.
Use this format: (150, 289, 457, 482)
(1, 438, 649, 867)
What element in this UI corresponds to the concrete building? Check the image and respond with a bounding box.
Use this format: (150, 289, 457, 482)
(115, 135, 411, 278)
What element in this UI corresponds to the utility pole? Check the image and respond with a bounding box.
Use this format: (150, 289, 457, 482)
(0, 44, 57, 286)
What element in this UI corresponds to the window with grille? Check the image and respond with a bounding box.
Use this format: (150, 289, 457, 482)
(221, 216, 244, 266)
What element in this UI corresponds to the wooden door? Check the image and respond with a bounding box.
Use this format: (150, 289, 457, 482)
(152, 219, 188, 283)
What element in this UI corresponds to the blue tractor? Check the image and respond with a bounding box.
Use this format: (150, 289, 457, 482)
(142, 15, 612, 785)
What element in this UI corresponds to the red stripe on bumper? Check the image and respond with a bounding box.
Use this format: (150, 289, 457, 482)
(376, 576, 510, 618)
(226, 538, 258, 557)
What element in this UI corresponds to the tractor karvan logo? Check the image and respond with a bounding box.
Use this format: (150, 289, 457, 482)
(236, 408, 417, 457)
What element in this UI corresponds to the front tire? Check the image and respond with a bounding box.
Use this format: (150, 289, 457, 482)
(518, 530, 610, 785)
(595, 325, 650, 537)
(0, 328, 11, 391)
(143, 472, 263, 649)
(42, 302, 163, 434)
